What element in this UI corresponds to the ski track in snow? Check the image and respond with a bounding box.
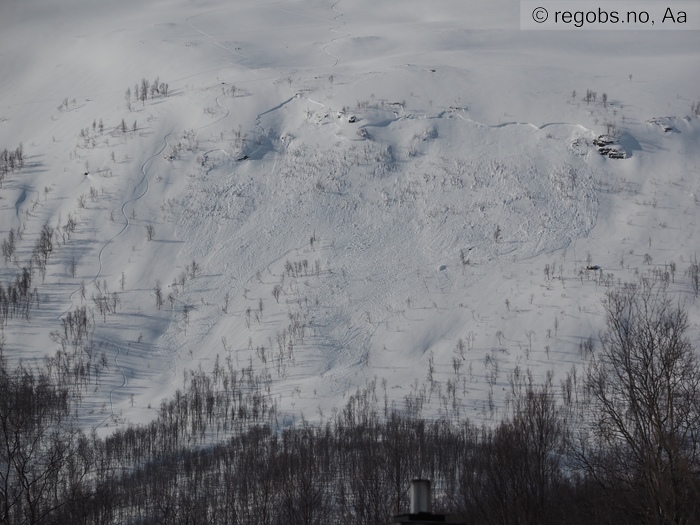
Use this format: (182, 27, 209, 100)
(57, 85, 231, 329)
(322, 0, 348, 68)
(58, 132, 173, 322)
(56, 133, 172, 430)
(185, 11, 249, 64)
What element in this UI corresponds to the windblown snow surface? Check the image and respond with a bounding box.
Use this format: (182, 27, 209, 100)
(1, 0, 699, 433)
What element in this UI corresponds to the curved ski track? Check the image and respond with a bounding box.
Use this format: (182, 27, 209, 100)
(59, 133, 171, 430)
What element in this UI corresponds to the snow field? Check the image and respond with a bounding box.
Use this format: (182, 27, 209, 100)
(0, 0, 699, 432)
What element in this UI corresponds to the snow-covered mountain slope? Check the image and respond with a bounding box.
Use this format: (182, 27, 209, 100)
(1, 0, 699, 431)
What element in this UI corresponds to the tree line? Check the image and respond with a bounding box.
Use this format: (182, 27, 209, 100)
(0, 144, 24, 181)
(0, 266, 37, 323)
(1, 278, 699, 524)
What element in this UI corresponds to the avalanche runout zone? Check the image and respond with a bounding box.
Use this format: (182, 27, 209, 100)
(167, 105, 599, 409)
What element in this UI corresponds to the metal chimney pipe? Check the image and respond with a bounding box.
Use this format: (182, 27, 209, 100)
(410, 479, 431, 514)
